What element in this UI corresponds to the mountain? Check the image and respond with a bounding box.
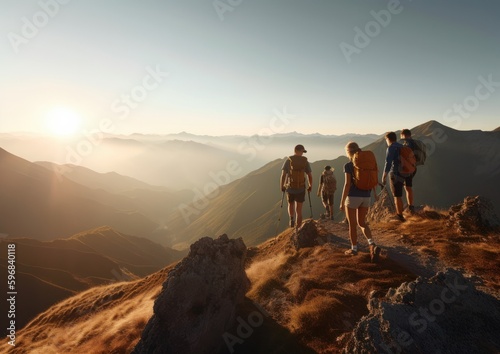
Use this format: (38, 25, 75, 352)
(0, 226, 184, 331)
(0, 132, 379, 190)
(0, 147, 160, 240)
(4, 202, 498, 353)
(161, 120, 500, 249)
(35, 161, 170, 194)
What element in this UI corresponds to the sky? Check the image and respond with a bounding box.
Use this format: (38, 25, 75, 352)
(0, 0, 499, 137)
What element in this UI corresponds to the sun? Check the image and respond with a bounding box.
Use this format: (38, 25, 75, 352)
(45, 107, 82, 137)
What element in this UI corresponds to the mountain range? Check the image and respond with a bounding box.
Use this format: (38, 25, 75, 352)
(1, 120, 498, 250)
(160, 120, 500, 249)
(0, 226, 183, 331)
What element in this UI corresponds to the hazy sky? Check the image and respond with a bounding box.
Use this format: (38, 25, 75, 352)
(1, 0, 499, 137)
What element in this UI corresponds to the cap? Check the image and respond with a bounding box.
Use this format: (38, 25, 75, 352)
(294, 144, 307, 153)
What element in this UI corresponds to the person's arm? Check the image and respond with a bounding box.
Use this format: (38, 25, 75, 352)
(306, 172, 313, 192)
(280, 170, 287, 191)
(340, 172, 351, 211)
(382, 146, 393, 185)
(317, 175, 322, 196)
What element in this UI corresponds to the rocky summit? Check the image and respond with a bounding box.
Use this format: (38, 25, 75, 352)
(343, 269, 500, 354)
(133, 234, 250, 354)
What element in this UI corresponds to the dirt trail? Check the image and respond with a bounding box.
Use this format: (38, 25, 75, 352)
(317, 218, 447, 278)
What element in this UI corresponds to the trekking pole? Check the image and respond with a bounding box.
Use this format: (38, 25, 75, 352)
(275, 189, 285, 237)
(307, 181, 313, 219)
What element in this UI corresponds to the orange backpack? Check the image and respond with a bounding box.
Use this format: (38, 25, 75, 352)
(398, 146, 416, 176)
(352, 150, 378, 190)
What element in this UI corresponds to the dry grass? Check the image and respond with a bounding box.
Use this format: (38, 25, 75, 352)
(246, 233, 414, 353)
(0, 266, 174, 354)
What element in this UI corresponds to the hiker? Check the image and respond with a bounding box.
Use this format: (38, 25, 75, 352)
(340, 142, 380, 262)
(317, 165, 336, 220)
(399, 129, 418, 213)
(382, 131, 416, 222)
(280, 144, 313, 229)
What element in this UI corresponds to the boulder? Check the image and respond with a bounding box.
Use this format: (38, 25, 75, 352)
(292, 220, 319, 249)
(343, 269, 500, 353)
(133, 234, 250, 354)
(448, 195, 500, 235)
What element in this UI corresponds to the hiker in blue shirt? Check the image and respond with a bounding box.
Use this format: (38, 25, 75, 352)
(382, 132, 407, 222)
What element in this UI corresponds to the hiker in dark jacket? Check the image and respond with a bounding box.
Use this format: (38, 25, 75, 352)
(280, 144, 313, 229)
(382, 131, 408, 222)
(317, 165, 336, 220)
(399, 128, 417, 213)
(340, 142, 380, 262)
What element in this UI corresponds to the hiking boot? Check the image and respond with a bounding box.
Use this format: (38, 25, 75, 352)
(344, 249, 358, 256)
(330, 215, 334, 221)
(289, 218, 295, 228)
(390, 214, 406, 222)
(370, 244, 381, 263)
(408, 205, 415, 214)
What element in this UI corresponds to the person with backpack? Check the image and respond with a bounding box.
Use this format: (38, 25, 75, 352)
(317, 165, 337, 220)
(381, 131, 416, 222)
(400, 128, 425, 214)
(280, 144, 313, 229)
(340, 142, 380, 262)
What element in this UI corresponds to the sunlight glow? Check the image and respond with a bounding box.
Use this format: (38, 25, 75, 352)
(46, 107, 82, 136)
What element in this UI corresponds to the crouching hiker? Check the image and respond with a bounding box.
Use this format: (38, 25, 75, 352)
(340, 142, 381, 262)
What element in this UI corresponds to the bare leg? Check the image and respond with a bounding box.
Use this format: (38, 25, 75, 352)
(395, 197, 404, 215)
(296, 202, 304, 227)
(288, 202, 295, 221)
(346, 207, 358, 247)
(356, 207, 372, 241)
(405, 186, 414, 206)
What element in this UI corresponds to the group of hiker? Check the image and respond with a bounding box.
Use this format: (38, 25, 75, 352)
(279, 129, 426, 261)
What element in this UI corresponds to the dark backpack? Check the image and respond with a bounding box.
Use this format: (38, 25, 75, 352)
(321, 170, 337, 194)
(398, 146, 416, 176)
(401, 138, 427, 166)
(286, 155, 307, 189)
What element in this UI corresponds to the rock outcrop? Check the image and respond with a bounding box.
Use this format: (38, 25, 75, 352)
(292, 220, 319, 249)
(367, 187, 394, 223)
(343, 269, 500, 353)
(133, 234, 250, 354)
(448, 195, 500, 235)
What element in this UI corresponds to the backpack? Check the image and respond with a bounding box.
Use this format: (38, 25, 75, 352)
(286, 155, 307, 189)
(352, 150, 378, 190)
(321, 170, 337, 194)
(402, 138, 427, 166)
(398, 146, 416, 176)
